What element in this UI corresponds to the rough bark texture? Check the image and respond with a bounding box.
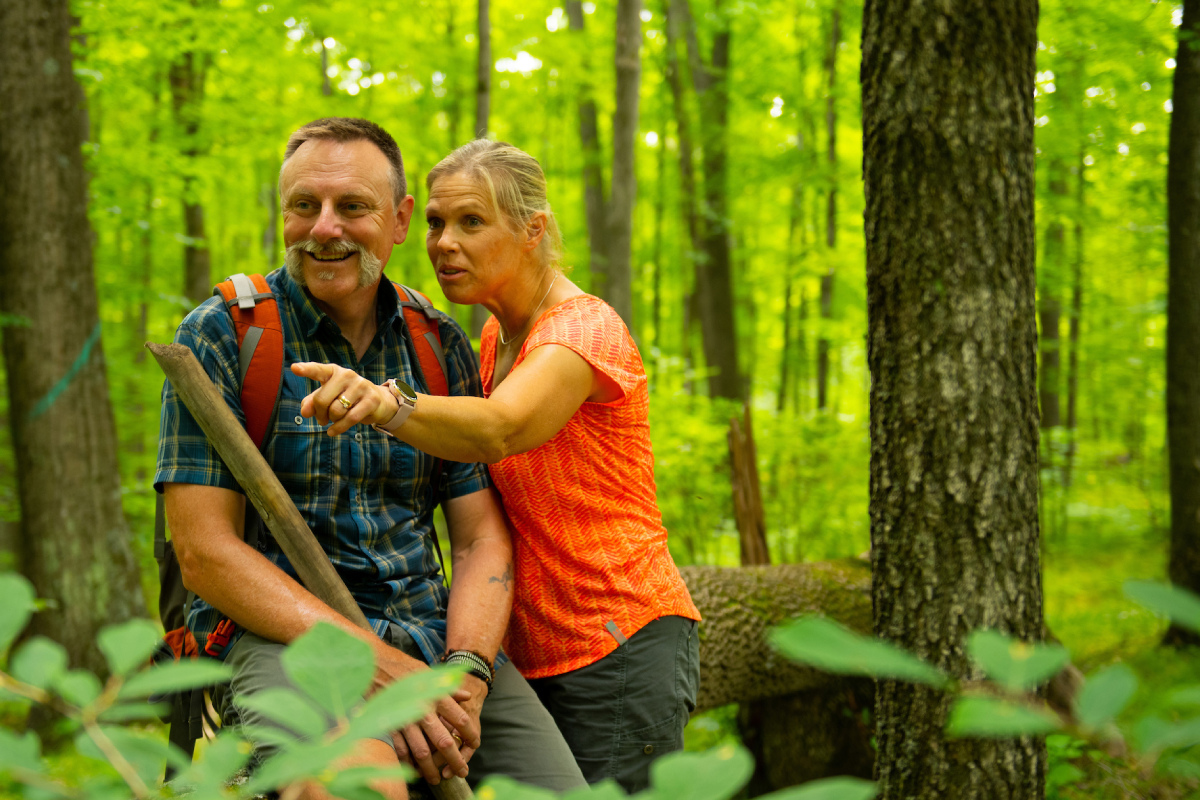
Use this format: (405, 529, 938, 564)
(862, 1, 1045, 798)
(0, 0, 145, 678)
(606, 0, 640, 327)
(676, 0, 741, 400)
(1167, 0, 1200, 647)
(729, 406, 770, 567)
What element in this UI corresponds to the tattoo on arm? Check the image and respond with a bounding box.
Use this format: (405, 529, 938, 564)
(488, 564, 513, 592)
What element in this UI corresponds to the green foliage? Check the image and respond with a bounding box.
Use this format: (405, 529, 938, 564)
(965, 630, 1071, 693)
(1074, 663, 1138, 731)
(771, 616, 949, 688)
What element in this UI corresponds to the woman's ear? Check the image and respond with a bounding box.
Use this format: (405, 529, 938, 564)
(523, 212, 548, 251)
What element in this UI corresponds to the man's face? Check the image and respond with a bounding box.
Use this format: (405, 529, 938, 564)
(279, 138, 414, 307)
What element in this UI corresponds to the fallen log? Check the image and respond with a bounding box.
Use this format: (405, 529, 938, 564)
(148, 342, 472, 800)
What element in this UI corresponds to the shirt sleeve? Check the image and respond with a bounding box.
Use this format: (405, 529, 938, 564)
(153, 298, 245, 493)
(523, 296, 646, 404)
(435, 312, 494, 499)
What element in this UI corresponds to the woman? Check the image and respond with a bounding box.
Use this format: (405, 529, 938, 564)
(294, 140, 700, 793)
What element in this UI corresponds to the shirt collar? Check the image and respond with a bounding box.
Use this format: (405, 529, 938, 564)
(278, 269, 403, 342)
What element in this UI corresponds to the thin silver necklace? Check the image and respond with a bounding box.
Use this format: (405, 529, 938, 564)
(498, 272, 558, 346)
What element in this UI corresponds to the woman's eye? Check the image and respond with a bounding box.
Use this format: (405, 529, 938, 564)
(427, 218, 442, 230)
(466, 216, 482, 227)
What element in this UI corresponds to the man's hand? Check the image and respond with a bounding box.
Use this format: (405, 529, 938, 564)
(438, 674, 489, 779)
(372, 645, 482, 784)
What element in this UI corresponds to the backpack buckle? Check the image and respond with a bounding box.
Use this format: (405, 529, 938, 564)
(204, 618, 236, 657)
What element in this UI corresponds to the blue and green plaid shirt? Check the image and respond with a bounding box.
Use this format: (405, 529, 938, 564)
(154, 269, 491, 664)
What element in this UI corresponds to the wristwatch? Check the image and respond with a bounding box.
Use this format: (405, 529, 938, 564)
(373, 378, 418, 435)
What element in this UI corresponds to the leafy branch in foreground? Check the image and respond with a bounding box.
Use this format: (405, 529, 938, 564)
(770, 579, 1200, 780)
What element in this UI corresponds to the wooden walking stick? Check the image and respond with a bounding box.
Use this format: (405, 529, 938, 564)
(148, 342, 474, 800)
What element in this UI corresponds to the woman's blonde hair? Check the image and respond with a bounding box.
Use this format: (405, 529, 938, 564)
(427, 140, 564, 269)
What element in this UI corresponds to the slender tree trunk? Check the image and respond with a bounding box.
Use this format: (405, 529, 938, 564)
(863, 1, 1044, 798)
(652, 102, 667, 347)
(1064, 147, 1085, 489)
(1039, 161, 1067, 430)
(1167, 0, 1200, 647)
(468, 0, 492, 339)
(169, 49, 211, 307)
(318, 35, 332, 96)
(605, 0, 641, 327)
(568, 1, 610, 304)
(679, 0, 741, 400)
(817, 4, 840, 411)
(0, 0, 146, 678)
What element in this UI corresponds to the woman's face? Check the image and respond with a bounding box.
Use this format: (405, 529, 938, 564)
(425, 172, 524, 306)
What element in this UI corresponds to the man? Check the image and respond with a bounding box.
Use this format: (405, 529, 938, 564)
(155, 117, 585, 800)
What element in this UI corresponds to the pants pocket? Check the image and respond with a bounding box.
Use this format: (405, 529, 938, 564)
(615, 711, 684, 793)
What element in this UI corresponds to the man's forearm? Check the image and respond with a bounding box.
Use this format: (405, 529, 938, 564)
(444, 537, 514, 663)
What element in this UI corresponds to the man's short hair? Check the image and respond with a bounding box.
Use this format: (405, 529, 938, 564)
(282, 117, 407, 203)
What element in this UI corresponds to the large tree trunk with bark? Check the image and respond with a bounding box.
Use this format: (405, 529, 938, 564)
(1167, 0, 1200, 647)
(0, 0, 146, 679)
(862, 1, 1045, 798)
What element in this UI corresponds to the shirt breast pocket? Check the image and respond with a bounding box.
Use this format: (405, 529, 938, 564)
(267, 371, 333, 499)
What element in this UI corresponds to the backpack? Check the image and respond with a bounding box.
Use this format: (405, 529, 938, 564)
(153, 272, 451, 774)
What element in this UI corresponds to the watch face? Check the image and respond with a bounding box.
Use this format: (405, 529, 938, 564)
(394, 379, 418, 404)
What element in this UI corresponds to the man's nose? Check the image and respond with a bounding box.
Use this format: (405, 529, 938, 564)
(311, 202, 343, 242)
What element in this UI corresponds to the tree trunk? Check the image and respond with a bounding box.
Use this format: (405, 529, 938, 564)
(1167, 0, 1200, 648)
(605, 0, 640, 328)
(468, 0, 492, 340)
(568, 1, 609, 304)
(817, 4, 840, 412)
(862, 0, 1044, 797)
(169, 49, 211, 307)
(1064, 147, 1085, 489)
(1039, 161, 1068, 430)
(680, 0, 741, 400)
(0, 0, 146, 679)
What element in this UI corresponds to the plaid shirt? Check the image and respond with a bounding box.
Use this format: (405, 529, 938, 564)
(155, 269, 491, 664)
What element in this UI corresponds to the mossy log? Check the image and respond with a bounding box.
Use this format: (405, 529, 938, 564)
(680, 559, 872, 712)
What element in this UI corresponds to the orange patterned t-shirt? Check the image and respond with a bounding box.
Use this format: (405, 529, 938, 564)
(481, 294, 701, 679)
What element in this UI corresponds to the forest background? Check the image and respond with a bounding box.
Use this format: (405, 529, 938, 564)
(0, 0, 1189, 787)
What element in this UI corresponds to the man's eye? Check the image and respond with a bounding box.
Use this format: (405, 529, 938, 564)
(345, 203, 364, 212)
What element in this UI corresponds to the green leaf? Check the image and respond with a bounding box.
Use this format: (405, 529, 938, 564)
(324, 765, 415, 800)
(1159, 753, 1200, 779)
(236, 688, 329, 738)
(1045, 763, 1085, 787)
(474, 775, 559, 800)
(246, 739, 355, 794)
(346, 665, 464, 742)
(53, 669, 103, 707)
(11, 637, 68, 690)
(771, 617, 949, 688)
(175, 732, 253, 795)
(97, 619, 161, 677)
(1124, 581, 1200, 632)
(97, 701, 167, 723)
(759, 776, 878, 800)
(966, 630, 1070, 692)
(238, 723, 303, 750)
(0, 573, 36, 655)
(1074, 663, 1137, 730)
(561, 780, 626, 800)
(0, 728, 43, 774)
(280, 622, 374, 719)
(1136, 715, 1200, 754)
(118, 659, 231, 699)
(945, 696, 1061, 739)
(75, 725, 189, 787)
(1168, 684, 1200, 706)
(642, 745, 754, 800)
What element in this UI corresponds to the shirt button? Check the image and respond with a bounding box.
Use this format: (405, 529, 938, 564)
(294, 416, 303, 425)
(643, 745, 654, 755)
(355, 432, 363, 442)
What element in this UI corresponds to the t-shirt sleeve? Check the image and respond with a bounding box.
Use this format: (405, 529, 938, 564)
(523, 296, 646, 404)
(435, 313, 494, 499)
(153, 298, 245, 493)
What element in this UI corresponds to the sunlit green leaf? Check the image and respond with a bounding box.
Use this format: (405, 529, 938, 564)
(0, 728, 43, 774)
(771, 617, 949, 688)
(11, 637, 68, 691)
(759, 776, 878, 800)
(1124, 581, 1200, 632)
(53, 669, 103, 707)
(945, 696, 1061, 738)
(1074, 663, 1137, 730)
(97, 618, 161, 677)
(347, 665, 464, 742)
(641, 744, 755, 800)
(966, 630, 1070, 692)
(0, 573, 36, 655)
(280, 622, 374, 719)
(118, 659, 231, 699)
(237, 687, 329, 739)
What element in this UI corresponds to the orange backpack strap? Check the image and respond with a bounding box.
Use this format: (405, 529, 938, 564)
(394, 283, 449, 397)
(213, 273, 285, 450)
